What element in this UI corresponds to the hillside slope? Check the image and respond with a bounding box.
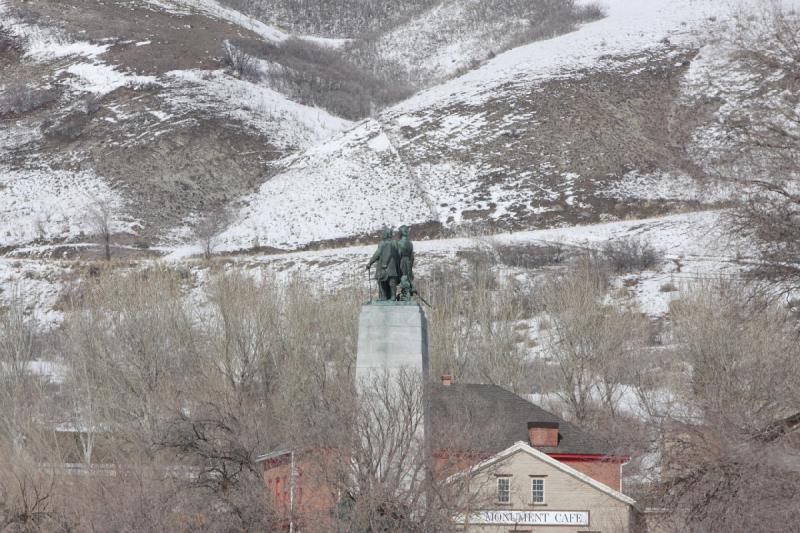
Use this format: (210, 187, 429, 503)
(214, 0, 738, 253)
(0, 0, 349, 252)
(1, 0, 781, 261)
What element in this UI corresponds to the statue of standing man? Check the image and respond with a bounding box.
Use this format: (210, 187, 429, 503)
(397, 225, 414, 283)
(366, 227, 401, 301)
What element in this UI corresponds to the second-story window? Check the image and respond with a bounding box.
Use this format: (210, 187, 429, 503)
(531, 478, 545, 504)
(497, 477, 511, 503)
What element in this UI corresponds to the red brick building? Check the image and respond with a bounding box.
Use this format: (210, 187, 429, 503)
(258, 378, 629, 530)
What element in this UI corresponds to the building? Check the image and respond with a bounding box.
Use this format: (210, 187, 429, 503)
(258, 377, 637, 532)
(449, 442, 636, 532)
(430, 380, 628, 491)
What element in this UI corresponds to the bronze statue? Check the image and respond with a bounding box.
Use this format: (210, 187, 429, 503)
(397, 225, 414, 283)
(366, 227, 400, 301)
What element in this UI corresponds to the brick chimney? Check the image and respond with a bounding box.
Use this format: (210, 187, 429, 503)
(528, 421, 559, 448)
(441, 375, 452, 386)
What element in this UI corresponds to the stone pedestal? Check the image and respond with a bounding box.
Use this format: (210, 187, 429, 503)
(356, 302, 429, 385)
(355, 302, 431, 494)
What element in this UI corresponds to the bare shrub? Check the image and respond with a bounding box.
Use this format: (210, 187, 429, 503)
(660, 281, 678, 292)
(221, 41, 260, 80)
(0, 454, 64, 531)
(655, 280, 800, 532)
(493, 242, 565, 268)
(507, 0, 605, 48)
(0, 83, 60, 116)
(575, 1, 606, 21)
(239, 36, 413, 120)
(42, 111, 88, 140)
(0, 24, 21, 56)
(602, 238, 663, 273)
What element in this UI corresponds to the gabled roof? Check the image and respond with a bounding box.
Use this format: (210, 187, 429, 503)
(430, 383, 612, 455)
(448, 441, 636, 506)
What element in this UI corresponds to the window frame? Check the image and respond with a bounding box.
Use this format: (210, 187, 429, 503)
(496, 476, 511, 504)
(530, 477, 545, 505)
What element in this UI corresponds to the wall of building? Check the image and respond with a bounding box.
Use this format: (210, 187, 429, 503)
(262, 452, 341, 532)
(457, 449, 634, 533)
(559, 458, 622, 492)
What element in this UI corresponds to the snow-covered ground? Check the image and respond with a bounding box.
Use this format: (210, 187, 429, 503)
(0, 207, 750, 340)
(1, 2, 156, 94)
(391, 0, 776, 113)
(0, 259, 74, 328)
(0, 0, 779, 331)
(200, 0, 764, 252)
(142, 0, 289, 42)
(164, 69, 350, 149)
(173, 209, 748, 318)
(142, 0, 352, 47)
(373, 0, 515, 81)
(0, 167, 137, 248)
(209, 119, 433, 251)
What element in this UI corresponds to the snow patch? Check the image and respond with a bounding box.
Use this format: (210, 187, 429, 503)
(367, 133, 392, 152)
(0, 166, 137, 248)
(602, 171, 737, 203)
(164, 70, 351, 149)
(391, 0, 745, 113)
(211, 120, 432, 251)
(61, 63, 157, 95)
(143, 0, 288, 42)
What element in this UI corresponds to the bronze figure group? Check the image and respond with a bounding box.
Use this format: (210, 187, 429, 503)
(366, 225, 415, 301)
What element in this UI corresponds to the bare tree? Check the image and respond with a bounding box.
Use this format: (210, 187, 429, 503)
(0, 291, 40, 456)
(86, 197, 114, 262)
(61, 301, 111, 465)
(285, 369, 495, 533)
(422, 255, 529, 392)
(537, 257, 648, 422)
(0, 293, 65, 531)
(63, 268, 197, 454)
(652, 280, 800, 532)
(691, 5, 800, 292)
(193, 207, 230, 260)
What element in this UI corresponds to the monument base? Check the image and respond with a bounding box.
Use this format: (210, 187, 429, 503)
(355, 302, 429, 385)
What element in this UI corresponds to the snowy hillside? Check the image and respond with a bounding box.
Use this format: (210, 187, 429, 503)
(0, 0, 350, 250)
(214, 120, 433, 250)
(215, 0, 744, 252)
(1, 0, 791, 321)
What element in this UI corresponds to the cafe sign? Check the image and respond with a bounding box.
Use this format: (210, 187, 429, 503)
(466, 510, 589, 526)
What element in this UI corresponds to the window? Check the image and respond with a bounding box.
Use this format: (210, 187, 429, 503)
(530, 478, 545, 504)
(497, 477, 511, 503)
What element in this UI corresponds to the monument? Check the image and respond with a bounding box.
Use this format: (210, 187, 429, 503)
(357, 226, 428, 385)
